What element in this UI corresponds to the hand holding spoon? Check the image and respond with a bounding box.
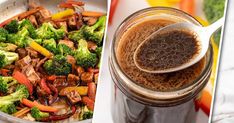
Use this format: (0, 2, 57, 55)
(134, 17, 224, 73)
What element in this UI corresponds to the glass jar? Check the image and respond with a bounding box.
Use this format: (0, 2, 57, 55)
(109, 7, 213, 123)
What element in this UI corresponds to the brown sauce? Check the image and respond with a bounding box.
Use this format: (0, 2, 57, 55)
(135, 30, 200, 71)
(116, 19, 205, 91)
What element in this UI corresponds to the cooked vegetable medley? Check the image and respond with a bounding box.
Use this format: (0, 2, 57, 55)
(0, 0, 106, 122)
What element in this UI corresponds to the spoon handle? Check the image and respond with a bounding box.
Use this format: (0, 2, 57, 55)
(205, 17, 224, 36)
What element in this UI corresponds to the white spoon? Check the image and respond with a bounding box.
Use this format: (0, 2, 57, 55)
(134, 17, 224, 73)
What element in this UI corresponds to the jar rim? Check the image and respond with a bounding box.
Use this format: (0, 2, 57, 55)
(109, 7, 213, 106)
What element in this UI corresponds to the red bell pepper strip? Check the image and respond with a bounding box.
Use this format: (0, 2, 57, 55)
(82, 96, 94, 111)
(12, 71, 33, 95)
(39, 79, 51, 94)
(88, 82, 96, 101)
(0, 69, 10, 76)
(47, 75, 57, 81)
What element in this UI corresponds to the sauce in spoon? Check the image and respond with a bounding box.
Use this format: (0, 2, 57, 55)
(134, 30, 201, 71)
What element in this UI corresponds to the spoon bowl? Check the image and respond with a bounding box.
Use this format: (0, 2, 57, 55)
(134, 17, 224, 73)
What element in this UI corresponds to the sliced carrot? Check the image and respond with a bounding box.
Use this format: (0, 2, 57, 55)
(0, 7, 42, 27)
(82, 11, 105, 17)
(13, 107, 30, 117)
(12, 71, 33, 95)
(58, 1, 84, 8)
(21, 98, 58, 113)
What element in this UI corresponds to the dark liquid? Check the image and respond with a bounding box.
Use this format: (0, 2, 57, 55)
(135, 30, 200, 71)
(116, 19, 205, 91)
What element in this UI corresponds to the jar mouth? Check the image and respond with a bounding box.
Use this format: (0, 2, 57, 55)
(109, 7, 213, 105)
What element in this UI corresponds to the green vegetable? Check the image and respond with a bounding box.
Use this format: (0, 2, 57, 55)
(0, 28, 8, 42)
(0, 50, 18, 68)
(18, 19, 37, 39)
(57, 44, 73, 56)
(95, 47, 102, 68)
(0, 85, 29, 114)
(49, 25, 66, 40)
(68, 27, 85, 42)
(79, 106, 93, 120)
(42, 39, 57, 54)
(7, 27, 30, 47)
(4, 20, 19, 33)
(36, 22, 65, 40)
(204, 0, 225, 45)
(34, 39, 43, 45)
(95, 47, 102, 58)
(83, 16, 106, 45)
(0, 42, 17, 51)
(0, 76, 18, 93)
(73, 39, 97, 68)
(43, 55, 72, 75)
(35, 23, 54, 40)
(31, 107, 49, 121)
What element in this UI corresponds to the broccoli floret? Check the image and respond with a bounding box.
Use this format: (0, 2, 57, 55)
(4, 20, 19, 33)
(95, 47, 102, 68)
(31, 107, 49, 121)
(0, 76, 18, 93)
(73, 39, 97, 68)
(43, 55, 72, 75)
(49, 25, 66, 40)
(83, 16, 106, 45)
(57, 44, 73, 56)
(0, 85, 29, 114)
(0, 28, 8, 42)
(0, 42, 17, 51)
(0, 103, 16, 114)
(18, 19, 37, 39)
(68, 27, 85, 42)
(34, 39, 43, 45)
(36, 23, 65, 40)
(95, 47, 102, 58)
(42, 39, 58, 54)
(79, 106, 93, 120)
(36, 23, 55, 40)
(0, 50, 18, 68)
(7, 27, 30, 47)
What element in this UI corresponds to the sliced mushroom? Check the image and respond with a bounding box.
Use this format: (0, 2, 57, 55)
(59, 40, 75, 49)
(66, 90, 82, 104)
(67, 15, 77, 29)
(27, 15, 38, 27)
(83, 17, 97, 26)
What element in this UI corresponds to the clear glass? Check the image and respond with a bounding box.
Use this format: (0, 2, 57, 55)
(109, 7, 213, 123)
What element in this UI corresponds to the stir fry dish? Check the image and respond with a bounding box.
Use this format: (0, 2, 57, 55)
(0, 0, 106, 122)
